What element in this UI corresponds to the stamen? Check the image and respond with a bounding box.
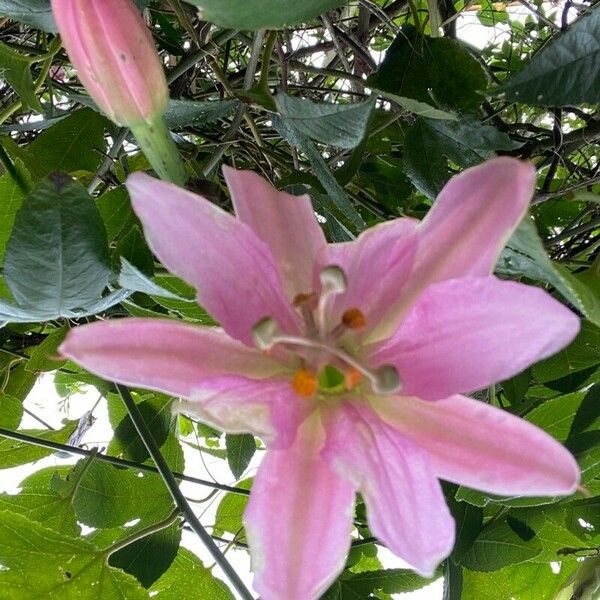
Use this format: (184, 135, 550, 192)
(345, 367, 363, 390)
(293, 292, 318, 334)
(342, 308, 366, 330)
(252, 317, 280, 350)
(317, 265, 347, 336)
(292, 368, 318, 397)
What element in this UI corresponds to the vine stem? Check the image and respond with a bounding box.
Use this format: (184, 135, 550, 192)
(116, 384, 255, 600)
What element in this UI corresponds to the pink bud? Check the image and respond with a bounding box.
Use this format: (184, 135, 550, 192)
(51, 0, 169, 126)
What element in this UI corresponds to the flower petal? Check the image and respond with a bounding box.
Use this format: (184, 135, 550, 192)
(125, 173, 298, 345)
(369, 158, 535, 341)
(372, 394, 580, 496)
(245, 414, 355, 600)
(323, 218, 418, 333)
(179, 376, 314, 449)
(370, 277, 579, 401)
(223, 166, 327, 300)
(60, 319, 282, 397)
(416, 157, 534, 281)
(323, 403, 454, 577)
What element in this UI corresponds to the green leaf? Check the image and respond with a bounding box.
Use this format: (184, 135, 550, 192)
(3, 173, 111, 317)
(0, 0, 56, 31)
(110, 523, 181, 588)
(376, 92, 457, 120)
(501, 368, 531, 405)
(0, 394, 22, 429)
(367, 25, 487, 111)
(449, 499, 484, 562)
(150, 548, 234, 599)
(96, 186, 138, 242)
(213, 479, 252, 540)
(70, 461, 174, 529)
(0, 41, 42, 112)
(496, 9, 600, 105)
(184, 0, 346, 29)
(275, 94, 375, 149)
(0, 421, 77, 469)
(164, 99, 239, 129)
(0, 164, 28, 263)
(463, 519, 542, 571)
(20, 108, 107, 179)
(225, 433, 256, 480)
(0, 510, 149, 599)
(498, 218, 600, 328)
(443, 560, 463, 600)
(0, 466, 80, 535)
(119, 258, 184, 300)
(26, 325, 69, 372)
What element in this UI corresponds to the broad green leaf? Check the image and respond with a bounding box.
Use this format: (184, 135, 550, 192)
(0, 161, 30, 262)
(96, 186, 138, 241)
(184, 0, 346, 29)
(20, 108, 107, 179)
(3, 173, 111, 316)
(150, 548, 234, 599)
(0, 0, 56, 31)
(276, 94, 375, 149)
(497, 8, 600, 105)
(462, 562, 576, 600)
(376, 91, 457, 120)
(26, 325, 69, 372)
(164, 99, 239, 129)
(0, 41, 42, 111)
(70, 461, 174, 529)
(463, 519, 542, 571)
(498, 218, 600, 328)
(367, 25, 487, 111)
(213, 479, 252, 540)
(449, 500, 483, 562)
(119, 258, 184, 300)
(0, 421, 77, 469)
(0, 394, 22, 429)
(225, 433, 256, 480)
(0, 466, 80, 535)
(0, 510, 149, 599)
(110, 522, 181, 588)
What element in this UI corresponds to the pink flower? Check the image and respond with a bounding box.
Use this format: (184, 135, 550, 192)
(51, 0, 168, 126)
(60, 158, 580, 600)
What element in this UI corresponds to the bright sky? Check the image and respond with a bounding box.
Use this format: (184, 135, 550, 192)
(0, 2, 573, 598)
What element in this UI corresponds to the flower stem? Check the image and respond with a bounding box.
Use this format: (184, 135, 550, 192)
(131, 117, 187, 186)
(115, 384, 255, 600)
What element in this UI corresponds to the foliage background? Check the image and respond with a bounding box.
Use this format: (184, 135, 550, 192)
(0, 0, 599, 598)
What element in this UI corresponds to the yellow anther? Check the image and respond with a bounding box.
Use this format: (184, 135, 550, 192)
(342, 308, 367, 330)
(292, 369, 318, 397)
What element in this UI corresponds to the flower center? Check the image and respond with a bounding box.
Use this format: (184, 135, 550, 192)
(253, 264, 401, 398)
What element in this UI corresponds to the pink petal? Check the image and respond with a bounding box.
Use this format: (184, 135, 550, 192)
(372, 394, 580, 496)
(369, 158, 535, 340)
(125, 173, 299, 345)
(322, 218, 418, 333)
(223, 166, 327, 301)
(245, 415, 355, 600)
(180, 376, 314, 448)
(60, 319, 282, 397)
(323, 403, 454, 577)
(370, 277, 579, 401)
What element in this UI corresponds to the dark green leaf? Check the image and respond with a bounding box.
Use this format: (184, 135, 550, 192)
(225, 433, 256, 480)
(26, 326, 69, 372)
(0, 0, 56, 31)
(184, 0, 346, 29)
(164, 99, 239, 129)
(276, 94, 375, 149)
(496, 9, 600, 105)
(0, 41, 42, 112)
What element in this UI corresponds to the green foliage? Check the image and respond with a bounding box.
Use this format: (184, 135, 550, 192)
(225, 433, 256, 479)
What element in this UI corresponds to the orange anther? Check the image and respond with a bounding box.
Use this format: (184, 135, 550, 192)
(342, 308, 366, 330)
(292, 369, 318, 397)
(293, 292, 318, 309)
(345, 367, 363, 390)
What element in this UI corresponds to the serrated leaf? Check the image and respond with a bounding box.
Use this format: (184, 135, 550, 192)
(276, 94, 375, 149)
(496, 8, 600, 105)
(150, 548, 234, 599)
(225, 433, 256, 480)
(0, 510, 149, 599)
(184, 0, 346, 29)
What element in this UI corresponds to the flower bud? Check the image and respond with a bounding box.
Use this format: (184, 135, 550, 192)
(51, 0, 168, 127)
